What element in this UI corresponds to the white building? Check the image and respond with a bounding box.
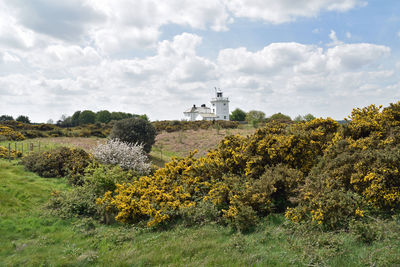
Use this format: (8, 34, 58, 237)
(183, 88, 229, 121)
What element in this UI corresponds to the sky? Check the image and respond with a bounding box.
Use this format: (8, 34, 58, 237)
(0, 0, 400, 123)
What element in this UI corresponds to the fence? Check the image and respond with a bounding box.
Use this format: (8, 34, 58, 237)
(6, 141, 45, 162)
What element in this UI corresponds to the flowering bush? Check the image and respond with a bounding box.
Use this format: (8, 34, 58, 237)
(286, 102, 400, 228)
(0, 145, 22, 159)
(96, 101, 400, 230)
(0, 126, 25, 141)
(92, 139, 150, 175)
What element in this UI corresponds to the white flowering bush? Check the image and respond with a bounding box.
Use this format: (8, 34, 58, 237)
(93, 139, 151, 175)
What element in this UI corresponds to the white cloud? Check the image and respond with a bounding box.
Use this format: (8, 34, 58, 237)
(224, 0, 366, 24)
(327, 30, 344, 46)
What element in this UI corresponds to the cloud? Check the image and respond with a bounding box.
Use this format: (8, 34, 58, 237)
(8, 0, 104, 41)
(327, 30, 344, 46)
(224, 0, 366, 24)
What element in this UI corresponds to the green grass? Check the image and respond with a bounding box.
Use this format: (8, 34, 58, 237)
(1, 160, 400, 266)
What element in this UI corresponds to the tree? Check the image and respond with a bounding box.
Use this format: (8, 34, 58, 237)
(269, 113, 291, 123)
(47, 119, 54, 124)
(78, 110, 96, 125)
(110, 118, 156, 153)
(230, 108, 246, 121)
(293, 113, 316, 123)
(303, 113, 316, 122)
(246, 110, 265, 127)
(0, 115, 14, 121)
(16, 115, 30, 124)
(71, 111, 81, 126)
(96, 110, 112, 123)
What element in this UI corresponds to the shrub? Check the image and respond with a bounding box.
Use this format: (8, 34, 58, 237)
(286, 102, 400, 229)
(48, 164, 136, 222)
(21, 147, 91, 180)
(92, 139, 150, 175)
(0, 126, 25, 141)
(110, 118, 156, 153)
(98, 101, 400, 230)
(0, 146, 22, 159)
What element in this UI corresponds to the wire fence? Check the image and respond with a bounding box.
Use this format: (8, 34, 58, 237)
(6, 141, 45, 162)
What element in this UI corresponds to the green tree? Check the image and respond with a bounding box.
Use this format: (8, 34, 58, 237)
(16, 115, 30, 124)
(96, 110, 112, 123)
(71, 111, 81, 126)
(230, 108, 246, 121)
(269, 113, 291, 123)
(110, 118, 156, 153)
(246, 110, 265, 127)
(0, 115, 14, 121)
(303, 113, 316, 122)
(78, 110, 96, 125)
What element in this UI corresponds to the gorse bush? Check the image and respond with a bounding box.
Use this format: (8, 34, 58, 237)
(96, 102, 400, 230)
(22, 147, 91, 181)
(92, 139, 150, 175)
(0, 126, 25, 141)
(0, 146, 22, 159)
(98, 117, 340, 228)
(110, 118, 156, 153)
(286, 103, 400, 228)
(48, 163, 136, 222)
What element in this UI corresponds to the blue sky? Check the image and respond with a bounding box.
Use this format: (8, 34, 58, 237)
(0, 0, 399, 122)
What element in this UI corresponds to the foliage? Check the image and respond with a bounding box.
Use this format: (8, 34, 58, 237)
(2, 160, 400, 266)
(294, 113, 316, 122)
(78, 110, 96, 125)
(245, 110, 265, 127)
(96, 110, 112, 123)
(21, 146, 91, 180)
(16, 115, 30, 124)
(48, 164, 135, 221)
(0, 145, 22, 159)
(0, 115, 14, 121)
(110, 118, 156, 153)
(99, 117, 339, 228)
(286, 102, 400, 228)
(230, 108, 247, 121)
(92, 139, 151, 175)
(0, 126, 25, 141)
(152, 120, 239, 133)
(268, 112, 292, 123)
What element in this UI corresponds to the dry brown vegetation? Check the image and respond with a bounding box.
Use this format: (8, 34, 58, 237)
(153, 127, 256, 157)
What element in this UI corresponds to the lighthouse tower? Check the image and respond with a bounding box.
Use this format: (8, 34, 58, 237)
(210, 88, 229, 121)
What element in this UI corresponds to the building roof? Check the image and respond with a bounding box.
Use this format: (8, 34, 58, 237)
(199, 113, 217, 118)
(184, 106, 212, 114)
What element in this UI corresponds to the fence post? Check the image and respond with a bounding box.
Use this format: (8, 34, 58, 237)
(8, 143, 11, 162)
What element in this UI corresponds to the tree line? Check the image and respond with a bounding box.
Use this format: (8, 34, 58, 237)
(56, 110, 149, 127)
(230, 108, 315, 126)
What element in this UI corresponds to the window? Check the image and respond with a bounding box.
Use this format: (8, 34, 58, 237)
(223, 103, 226, 106)
(224, 116, 226, 119)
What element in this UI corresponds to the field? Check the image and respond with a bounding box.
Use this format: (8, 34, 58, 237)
(1, 159, 400, 266)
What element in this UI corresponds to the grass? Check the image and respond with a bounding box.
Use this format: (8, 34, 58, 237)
(1, 159, 400, 266)
(0, 137, 103, 156)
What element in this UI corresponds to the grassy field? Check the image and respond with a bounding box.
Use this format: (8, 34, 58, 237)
(1, 127, 256, 167)
(1, 159, 400, 266)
